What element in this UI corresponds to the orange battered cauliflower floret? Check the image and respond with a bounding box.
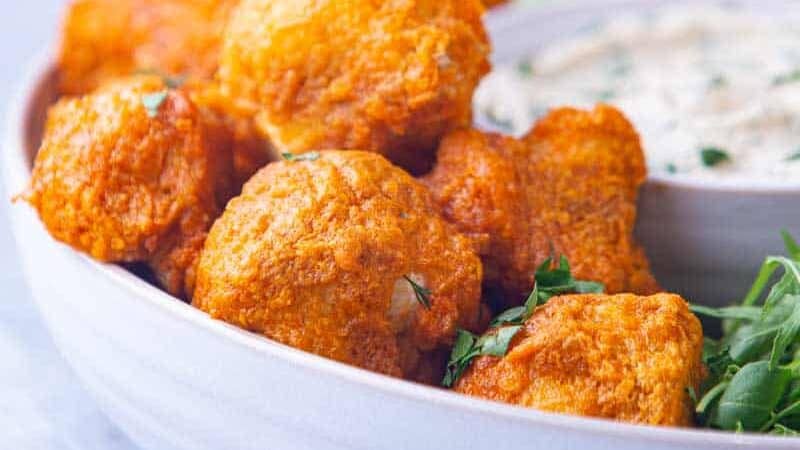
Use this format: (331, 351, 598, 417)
(25, 76, 234, 298)
(454, 293, 705, 426)
(218, 0, 491, 173)
(58, 0, 239, 95)
(193, 151, 483, 381)
(423, 105, 660, 308)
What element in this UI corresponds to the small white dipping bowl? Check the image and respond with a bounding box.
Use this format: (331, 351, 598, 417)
(3, 4, 800, 450)
(483, 0, 800, 306)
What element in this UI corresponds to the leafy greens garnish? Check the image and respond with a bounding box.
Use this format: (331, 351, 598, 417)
(142, 91, 169, 118)
(282, 152, 321, 162)
(700, 147, 731, 167)
(403, 275, 431, 310)
(691, 231, 800, 433)
(442, 255, 603, 387)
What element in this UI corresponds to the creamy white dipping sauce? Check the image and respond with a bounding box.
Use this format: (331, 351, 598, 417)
(475, 5, 800, 182)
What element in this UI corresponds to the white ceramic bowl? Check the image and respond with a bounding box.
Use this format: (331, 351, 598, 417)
(4, 4, 800, 450)
(484, 0, 800, 306)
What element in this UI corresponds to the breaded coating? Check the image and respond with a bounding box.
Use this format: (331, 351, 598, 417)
(482, 0, 508, 7)
(193, 151, 483, 381)
(454, 293, 705, 426)
(187, 81, 274, 188)
(423, 105, 660, 307)
(24, 76, 234, 298)
(218, 0, 491, 173)
(58, 0, 239, 95)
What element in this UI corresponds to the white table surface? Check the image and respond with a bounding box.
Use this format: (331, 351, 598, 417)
(0, 1, 139, 448)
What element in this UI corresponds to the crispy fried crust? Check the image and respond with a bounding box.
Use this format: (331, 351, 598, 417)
(58, 0, 239, 95)
(193, 151, 483, 380)
(25, 76, 233, 298)
(218, 0, 491, 173)
(423, 105, 660, 307)
(454, 293, 705, 426)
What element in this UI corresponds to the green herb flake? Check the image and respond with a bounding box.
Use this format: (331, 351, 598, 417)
(786, 151, 800, 162)
(282, 152, 321, 162)
(709, 74, 727, 89)
(666, 163, 678, 174)
(516, 60, 534, 77)
(403, 275, 432, 310)
(142, 91, 169, 118)
(773, 69, 800, 86)
(700, 147, 731, 167)
(483, 108, 514, 132)
(442, 326, 522, 388)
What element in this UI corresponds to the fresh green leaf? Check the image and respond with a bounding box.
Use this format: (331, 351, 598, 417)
(769, 296, 800, 369)
(700, 147, 731, 167)
(444, 254, 603, 387)
(532, 255, 604, 303)
(450, 329, 477, 362)
(442, 326, 524, 388)
(574, 280, 605, 294)
(142, 91, 168, 118)
(442, 330, 477, 388)
(771, 423, 800, 436)
(696, 380, 730, 415)
(282, 152, 321, 162)
(403, 275, 432, 310)
(782, 230, 800, 260)
(712, 361, 793, 431)
(475, 326, 523, 357)
(691, 304, 762, 321)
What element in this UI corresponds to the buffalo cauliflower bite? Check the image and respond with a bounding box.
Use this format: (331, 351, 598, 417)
(58, 0, 239, 95)
(423, 105, 660, 308)
(24, 76, 234, 298)
(454, 293, 705, 426)
(193, 151, 483, 381)
(218, 0, 491, 173)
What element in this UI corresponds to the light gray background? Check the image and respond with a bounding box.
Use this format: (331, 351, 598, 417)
(0, 1, 138, 448)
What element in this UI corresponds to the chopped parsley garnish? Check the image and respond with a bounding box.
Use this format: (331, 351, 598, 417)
(403, 275, 431, 310)
(772, 69, 800, 86)
(483, 108, 514, 132)
(442, 255, 603, 387)
(709, 74, 727, 89)
(700, 147, 731, 167)
(691, 231, 800, 434)
(666, 163, 678, 174)
(516, 60, 534, 77)
(787, 150, 800, 162)
(142, 91, 168, 118)
(282, 152, 321, 162)
(441, 327, 522, 388)
(596, 89, 616, 101)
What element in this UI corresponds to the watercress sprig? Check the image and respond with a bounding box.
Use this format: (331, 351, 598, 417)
(692, 231, 800, 434)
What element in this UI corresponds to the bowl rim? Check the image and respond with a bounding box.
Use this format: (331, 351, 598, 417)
(486, 0, 800, 194)
(3, 45, 798, 450)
